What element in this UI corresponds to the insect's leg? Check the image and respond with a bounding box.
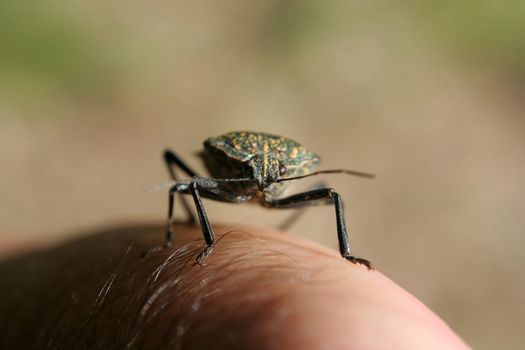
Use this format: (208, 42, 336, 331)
(189, 181, 214, 247)
(278, 181, 327, 231)
(164, 149, 198, 177)
(188, 179, 253, 264)
(262, 188, 372, 269)
(165, 177, 251, 259)
(164, 149, 198, 224)
(165, 183, 191, 246)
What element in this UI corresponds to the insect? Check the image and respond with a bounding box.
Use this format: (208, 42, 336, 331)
(163, 131, 375, 269)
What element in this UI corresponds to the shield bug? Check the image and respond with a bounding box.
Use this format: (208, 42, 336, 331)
(162, 131, 374, 269)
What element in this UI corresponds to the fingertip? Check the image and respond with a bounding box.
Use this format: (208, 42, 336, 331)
(0, 223, 468, 349)
(143, 225, 470, 349)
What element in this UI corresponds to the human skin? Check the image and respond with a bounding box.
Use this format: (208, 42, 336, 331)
(0, 223, 470, 349)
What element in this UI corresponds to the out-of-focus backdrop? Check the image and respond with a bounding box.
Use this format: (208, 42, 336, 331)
(1, 1, 524, 348)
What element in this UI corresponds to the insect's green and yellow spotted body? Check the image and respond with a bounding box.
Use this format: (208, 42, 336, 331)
(201, 131, 321, 196)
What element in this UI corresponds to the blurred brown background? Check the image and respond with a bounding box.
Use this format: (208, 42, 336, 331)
(1, 1, 524, 348)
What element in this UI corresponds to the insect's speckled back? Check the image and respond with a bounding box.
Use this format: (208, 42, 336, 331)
(200, 131, 321, 194)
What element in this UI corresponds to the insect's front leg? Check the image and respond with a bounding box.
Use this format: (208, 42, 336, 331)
(166, 177, 252, 264)
(164, 180, 213, 264)
(261, 188, 372, 270)
(278, 181, 327, 231)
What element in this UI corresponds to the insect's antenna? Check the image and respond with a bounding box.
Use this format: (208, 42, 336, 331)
(278, 169, 375, 183)
(212, 177, 257, 183)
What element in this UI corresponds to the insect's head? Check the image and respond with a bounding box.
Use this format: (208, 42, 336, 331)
(247, 145, 322, 193)
(247, 153, 286, 191)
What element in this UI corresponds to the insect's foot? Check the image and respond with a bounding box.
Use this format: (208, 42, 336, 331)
(344, 255, 374, 270)
(195, 245, 215, 266)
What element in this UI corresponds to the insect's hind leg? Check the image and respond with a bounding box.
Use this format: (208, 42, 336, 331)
(164, 149, 199, 224)
(262, 188, 372, 270)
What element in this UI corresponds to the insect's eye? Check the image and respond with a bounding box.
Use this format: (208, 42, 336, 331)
(279, 164, 287, 176)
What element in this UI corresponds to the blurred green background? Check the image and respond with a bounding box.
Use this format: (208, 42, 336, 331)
(1, 1, 524, 348)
